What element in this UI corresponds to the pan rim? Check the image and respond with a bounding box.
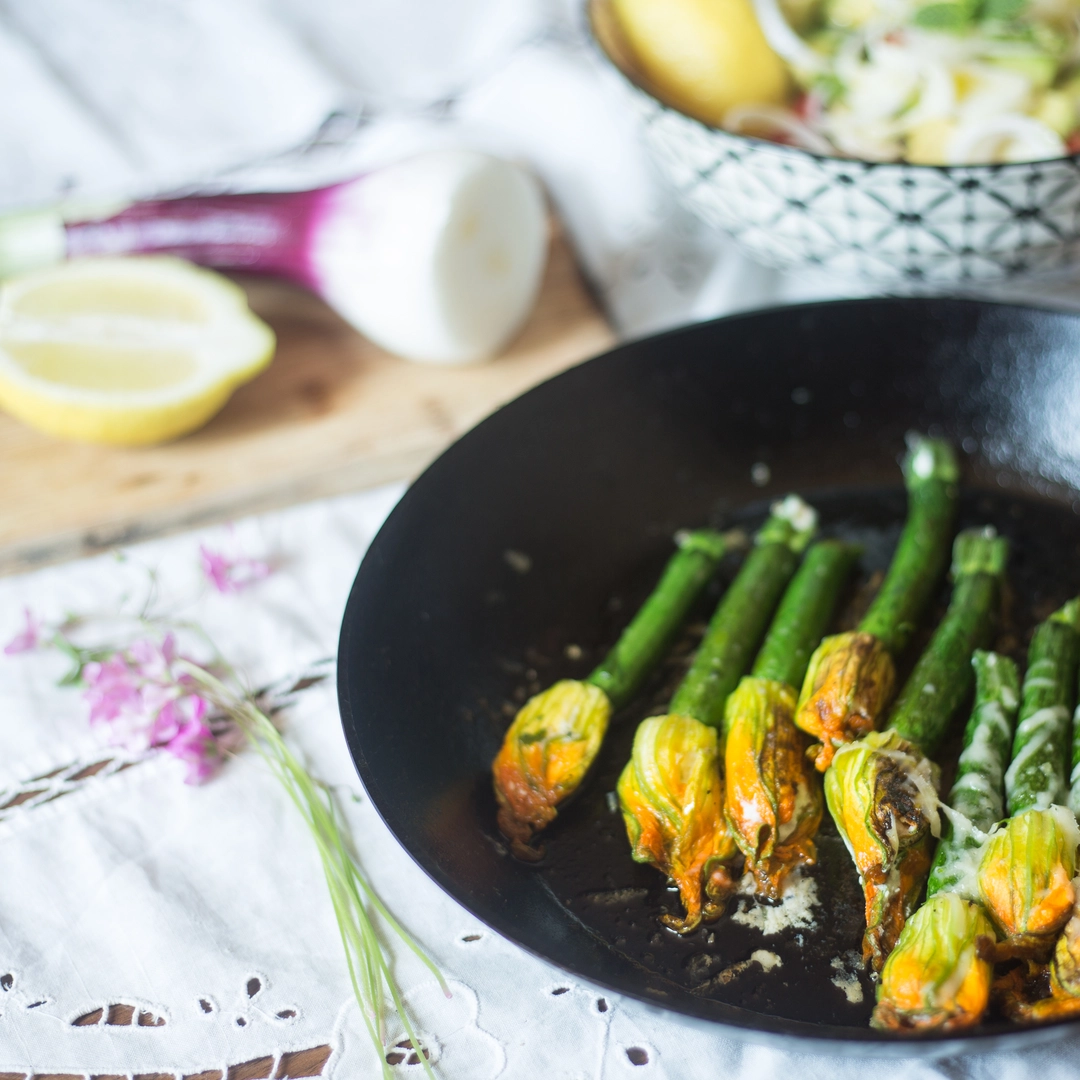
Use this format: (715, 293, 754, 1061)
(337, 296, 1080, 1055)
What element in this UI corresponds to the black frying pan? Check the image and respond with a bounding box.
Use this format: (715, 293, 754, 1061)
(337, 298, 1080, 1055)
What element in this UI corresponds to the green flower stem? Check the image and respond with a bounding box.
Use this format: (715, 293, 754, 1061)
(1071, 656, 1080, 816)
(927, 650, 1020, 898)
(886, 527, 1009, 756)
(858, 435, 959, 656)
(587, 528, 740, 709)
(669, 496, 816, 728)
(1005, 598, 1080, 816)
(182, 663, 444, 1080)
(750, 540, 862, 691)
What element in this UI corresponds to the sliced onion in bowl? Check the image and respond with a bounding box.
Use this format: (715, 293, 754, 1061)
(948, 114, 1067, 163)
(751, 0, 827, 74)
(724, 104, 838, 155)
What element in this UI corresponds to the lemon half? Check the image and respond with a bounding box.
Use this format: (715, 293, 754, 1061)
(611, 0, 791, 127)
(0, 256, 275, 445)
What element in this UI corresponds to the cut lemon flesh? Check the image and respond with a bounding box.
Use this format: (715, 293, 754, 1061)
(0, 256, 275, 445)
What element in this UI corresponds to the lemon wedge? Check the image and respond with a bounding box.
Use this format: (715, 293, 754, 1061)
(611, 0, 791, 127)
(0, 256, 274, 445)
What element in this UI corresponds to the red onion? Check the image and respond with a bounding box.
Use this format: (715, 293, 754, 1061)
(0, 150, 549, 365)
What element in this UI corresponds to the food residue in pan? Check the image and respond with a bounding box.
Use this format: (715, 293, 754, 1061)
(831, 954, 866, 1005)
(731, 871, 819, 935)
(710, 949, 784, 988)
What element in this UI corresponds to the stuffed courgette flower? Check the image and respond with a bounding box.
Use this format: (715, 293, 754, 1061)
(966, 599, 1080, 1022)
(619, 496, 817, 931)
(873, 893, 997, 1033)
(979, 806, 1080, 958)
(826, 526, 1008, 968)
(795, 434, 958, 770)
(724, 539, 860, 899)
(979, 598, 1080, 962)
(873, 651, 1020, 1031)
(620, 712, 737, 931)
(494, 528, 739, 859)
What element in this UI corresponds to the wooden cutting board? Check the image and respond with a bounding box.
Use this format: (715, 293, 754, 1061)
(0, 230, 614, 576)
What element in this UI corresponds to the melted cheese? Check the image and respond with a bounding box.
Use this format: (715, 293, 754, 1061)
(732, 869, 819, 934)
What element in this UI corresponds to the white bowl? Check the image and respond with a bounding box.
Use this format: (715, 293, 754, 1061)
(589, 0, 1080, 285)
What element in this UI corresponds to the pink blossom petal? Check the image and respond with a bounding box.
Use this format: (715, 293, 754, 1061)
(165, 716, 219, 784)
(160, 633, 178, 665)
(83, 655, 142, 725)
(129, 636, 173, 681)
(200, 544, 272, 594)
(200, 546, 232, 593)
(4, 608, 41, 655)
(79, 638, 222, 782)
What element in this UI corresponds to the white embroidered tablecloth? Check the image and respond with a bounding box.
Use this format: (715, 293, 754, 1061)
(1, 484, 1079, 1079)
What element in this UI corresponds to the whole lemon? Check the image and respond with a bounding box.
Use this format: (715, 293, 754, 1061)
(612, 0, 792, 126)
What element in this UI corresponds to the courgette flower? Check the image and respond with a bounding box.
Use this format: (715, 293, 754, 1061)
(795, 631, 896, 771)
(1001, 882, 1080, 1021)
(493, 679, 611, 858)
(723, 675, 822, 899)
(1048, 886, 1080, 1001)
(872, 893, 996, 1031)
(618, 713, 739, 932)
(978, 806, 1079, 959)
(825, 729, 940, 967)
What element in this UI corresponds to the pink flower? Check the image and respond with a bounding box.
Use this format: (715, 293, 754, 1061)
(200, 544, 272, 594)
(82, 636, 220, 782)
(4, 608, 41, 655)
(165, 716, 220, 784)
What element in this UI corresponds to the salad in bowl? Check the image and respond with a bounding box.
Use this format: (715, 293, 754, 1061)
(593, 0, 1080, 281)
(745, 0, 1080, 164)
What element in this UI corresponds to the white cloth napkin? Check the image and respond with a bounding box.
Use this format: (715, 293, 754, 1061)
(1, 484, 1079, 1079)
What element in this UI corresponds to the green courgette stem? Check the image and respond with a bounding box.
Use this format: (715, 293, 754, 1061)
(750, 540, 862, 690)
(926, 650, 1020, 898)
(1005, 598, 1080, 816)
(669, 497, 815, 728)
(858, 435, 959, 656)
(1071, 660, 1080, 817)
(886, 528, 1008, 755)
(587, 529, 735, 710)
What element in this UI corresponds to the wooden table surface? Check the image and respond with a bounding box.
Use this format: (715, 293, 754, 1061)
(0, 230, 614, 576)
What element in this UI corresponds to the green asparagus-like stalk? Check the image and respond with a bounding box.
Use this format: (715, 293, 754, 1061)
(859, 435, 961, 655)
(873, 651, 1018, 1033)
(795, 434, 959, 770)
(670, 495, 816, 730)
(898, 605, 1080, 1023)
(926, 651, 1020, 897)
(724, 540, 861, 898)
(588, 529, 738, 708)
(977, 598, 1080, 961)
(1005, 598, 1080, 816)
(887, 528, 1010, 755)
(1041, 660, 1080, 1015)
(1072, 694, 1080, 819)
(750, 540, 863, 689)
(493, 527, 741, 858)
(825, 527, 1008, 970)
(619, 496, 817, 931)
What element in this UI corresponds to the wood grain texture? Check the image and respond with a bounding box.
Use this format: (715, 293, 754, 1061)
(0, 230, 613, 576)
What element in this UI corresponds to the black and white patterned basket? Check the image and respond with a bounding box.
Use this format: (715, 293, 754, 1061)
(614, 58, 1080, 285)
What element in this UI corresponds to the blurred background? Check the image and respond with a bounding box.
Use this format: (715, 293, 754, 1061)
(0, 0, 842, 337)
(9, 0, 1080, 573)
